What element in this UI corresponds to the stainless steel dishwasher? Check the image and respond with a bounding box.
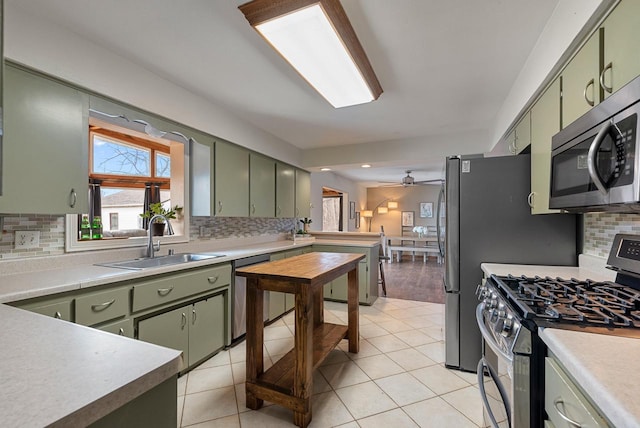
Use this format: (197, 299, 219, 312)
(232, 254, 271, 343)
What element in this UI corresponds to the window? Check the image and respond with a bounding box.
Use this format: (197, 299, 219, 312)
(66, 118, 188, 252)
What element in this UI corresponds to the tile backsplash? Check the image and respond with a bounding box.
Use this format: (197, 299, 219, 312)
(0, 215, 297, 260)
(583, 212, 640, 258)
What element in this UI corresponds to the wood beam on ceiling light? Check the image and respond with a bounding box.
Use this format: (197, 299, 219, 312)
(238, 0, 383, 102)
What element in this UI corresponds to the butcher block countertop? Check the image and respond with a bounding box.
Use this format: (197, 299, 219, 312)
(481, 259, 638, 427)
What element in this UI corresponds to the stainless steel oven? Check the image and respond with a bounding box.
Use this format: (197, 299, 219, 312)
(550, 75, 640, 212)
(476, 282, 541, 428)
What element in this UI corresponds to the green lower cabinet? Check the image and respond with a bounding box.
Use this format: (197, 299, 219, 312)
(26, 299, 74, 322)
(189, 294, 226, 367)
(138, 306, 191, 366)
(137, 291, 228, 370)
(98, 318, 134, 338)
(267, 248, 305, 321)
(313, 244, 379, 305)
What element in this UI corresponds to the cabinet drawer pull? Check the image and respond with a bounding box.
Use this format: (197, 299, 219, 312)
(192, 308, 197, 325)
(599, 62, 613, 94)
(208, 275, 219, 284)
(218, 201, 223, 213)
(69, 188, 77, 208)
(91, 299, 116, 312)
(157, 287, 174, 296)
(54, 311, 62, 319)
(118, 328, 125, 336)
(251, 203, 256, 214)
(181, 312, 187, 329)
(583, 78, 595, 106)
(277, 206, 282, 216)
(553, 398, 583, 427)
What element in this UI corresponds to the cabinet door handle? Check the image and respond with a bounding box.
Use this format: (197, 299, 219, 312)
(251, 203, 256, 214)
(54, 311, 62, 319)
(157, 287, 174, 296)
(296, 208, 300, 216)
(208, 275, 219, 284)
(91, 299, 115, 312)
(277, 206, 281, 216)
(192, 308, 197, 325)
(583, 78, 595, 106)
(181, 312, 187, 329)
(69, 188, 77, 208)
(118, 328, 125, 336)
(553, 398, 583, 427)
(599, 62, 613, 94)
(217, 201, 223, 214)
(527, 192, 535, 208)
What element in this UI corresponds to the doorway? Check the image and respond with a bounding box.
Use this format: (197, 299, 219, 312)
(322, 187, 344, 231)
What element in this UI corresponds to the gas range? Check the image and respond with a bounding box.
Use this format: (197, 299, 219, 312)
(480, 234, 640, 338)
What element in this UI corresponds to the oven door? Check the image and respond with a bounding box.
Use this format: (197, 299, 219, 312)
(476, 304, 512, 428)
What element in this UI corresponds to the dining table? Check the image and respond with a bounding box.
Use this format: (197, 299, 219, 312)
(385, 235, 442, 263)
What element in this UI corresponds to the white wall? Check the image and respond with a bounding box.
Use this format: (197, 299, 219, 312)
(4, 4, 301, 167)
(309, 172, 367, 232)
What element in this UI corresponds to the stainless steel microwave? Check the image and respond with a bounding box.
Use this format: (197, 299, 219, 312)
(549, 75, 640, 212)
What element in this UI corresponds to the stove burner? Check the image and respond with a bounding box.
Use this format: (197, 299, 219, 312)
(496, 274, 640, 329)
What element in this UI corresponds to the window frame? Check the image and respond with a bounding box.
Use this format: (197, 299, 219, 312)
(65, 125, 189, 253)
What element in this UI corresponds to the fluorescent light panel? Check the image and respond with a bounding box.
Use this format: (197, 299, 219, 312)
(239, 0, 382, 109)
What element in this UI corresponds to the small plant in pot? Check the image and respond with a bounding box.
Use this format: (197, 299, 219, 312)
(298, 218, 312, 235)
(140, 202, 183, 236)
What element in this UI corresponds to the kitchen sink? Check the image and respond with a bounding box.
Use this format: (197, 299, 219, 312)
(96, 253, 226, 270)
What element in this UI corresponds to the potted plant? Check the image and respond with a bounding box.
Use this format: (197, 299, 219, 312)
(299, 217, 312, 234)
(140, 202, 183, 236)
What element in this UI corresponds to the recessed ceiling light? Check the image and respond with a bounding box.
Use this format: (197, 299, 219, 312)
(238, 0, 382, 108)
(320, 167, 331, 171)
(361, 164, 371, 168)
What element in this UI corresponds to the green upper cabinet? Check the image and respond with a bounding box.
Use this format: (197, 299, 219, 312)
(0, 65, 89, 214)
(530, 78, 562, 215)
(190, 137, 214, 217)
(561, 31, 600, 128)
(249, 153, 275, 217)
(295, 168, 311, 218)
(505, 112, 530, 155)
(215, 139, 249, 217)
(276, 162, 295, 218)
(601, 0, 640, 99)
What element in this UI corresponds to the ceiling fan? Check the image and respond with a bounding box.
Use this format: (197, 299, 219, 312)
(381, 170, 443, 187)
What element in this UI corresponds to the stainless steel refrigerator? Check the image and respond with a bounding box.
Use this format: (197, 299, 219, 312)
(443, 154, 577, 372)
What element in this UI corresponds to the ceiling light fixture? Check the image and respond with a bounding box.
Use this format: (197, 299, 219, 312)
(361, 164, 371, 168)
(238, 0, 383, 108)
(387, 201, 398, 209)
(320, 167, 331, 171)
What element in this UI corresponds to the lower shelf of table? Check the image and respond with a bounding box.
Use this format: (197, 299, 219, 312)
(253, 322, 349, 396)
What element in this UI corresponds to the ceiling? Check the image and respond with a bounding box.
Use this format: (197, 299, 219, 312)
(8, 0, 562, 186)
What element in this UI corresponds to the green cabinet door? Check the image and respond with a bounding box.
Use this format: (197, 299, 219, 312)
(276, 162, 296, 218)
(0, 65, 89, 214)
(295, 169, 311, 218)
(601, 0, 640, 98)
(138, 306, 190, 366)
(530, 78, 562, 215)
(514, 112, 531, 154)
(249, 153, 276, 217)
(562, 32, 600, 128)
(215, 139, 249, 217)
(189, 294, 226, 366)
(190, 137, 215, 217)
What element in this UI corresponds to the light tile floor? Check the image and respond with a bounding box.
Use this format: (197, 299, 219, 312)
(177, 298, 484, 427)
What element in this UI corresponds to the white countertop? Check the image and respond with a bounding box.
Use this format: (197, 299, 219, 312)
(481, 257, 638, 426)
(0, 304, 182, 427)
(0, 238, 378, 303)
(540, 328, 640, 427)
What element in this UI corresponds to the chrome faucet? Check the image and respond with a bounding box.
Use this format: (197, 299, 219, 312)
(146, 214, 175, 258)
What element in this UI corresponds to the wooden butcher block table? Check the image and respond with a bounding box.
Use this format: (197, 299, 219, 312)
(235, 251, 364, 427)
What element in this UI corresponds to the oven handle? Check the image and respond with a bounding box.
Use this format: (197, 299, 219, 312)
(587, 120, 614, 195)
(476, 304, 513, 364)
(477, 357, 512, 428)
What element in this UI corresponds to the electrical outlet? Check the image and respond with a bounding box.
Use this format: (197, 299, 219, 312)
(15, 231, 40, 249)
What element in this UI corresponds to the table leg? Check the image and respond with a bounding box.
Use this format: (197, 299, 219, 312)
(313, 286, 324, 327)
(293, 287, 314, 427)
(347, 267, 359, 354)
(245, 277, 264, 410)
